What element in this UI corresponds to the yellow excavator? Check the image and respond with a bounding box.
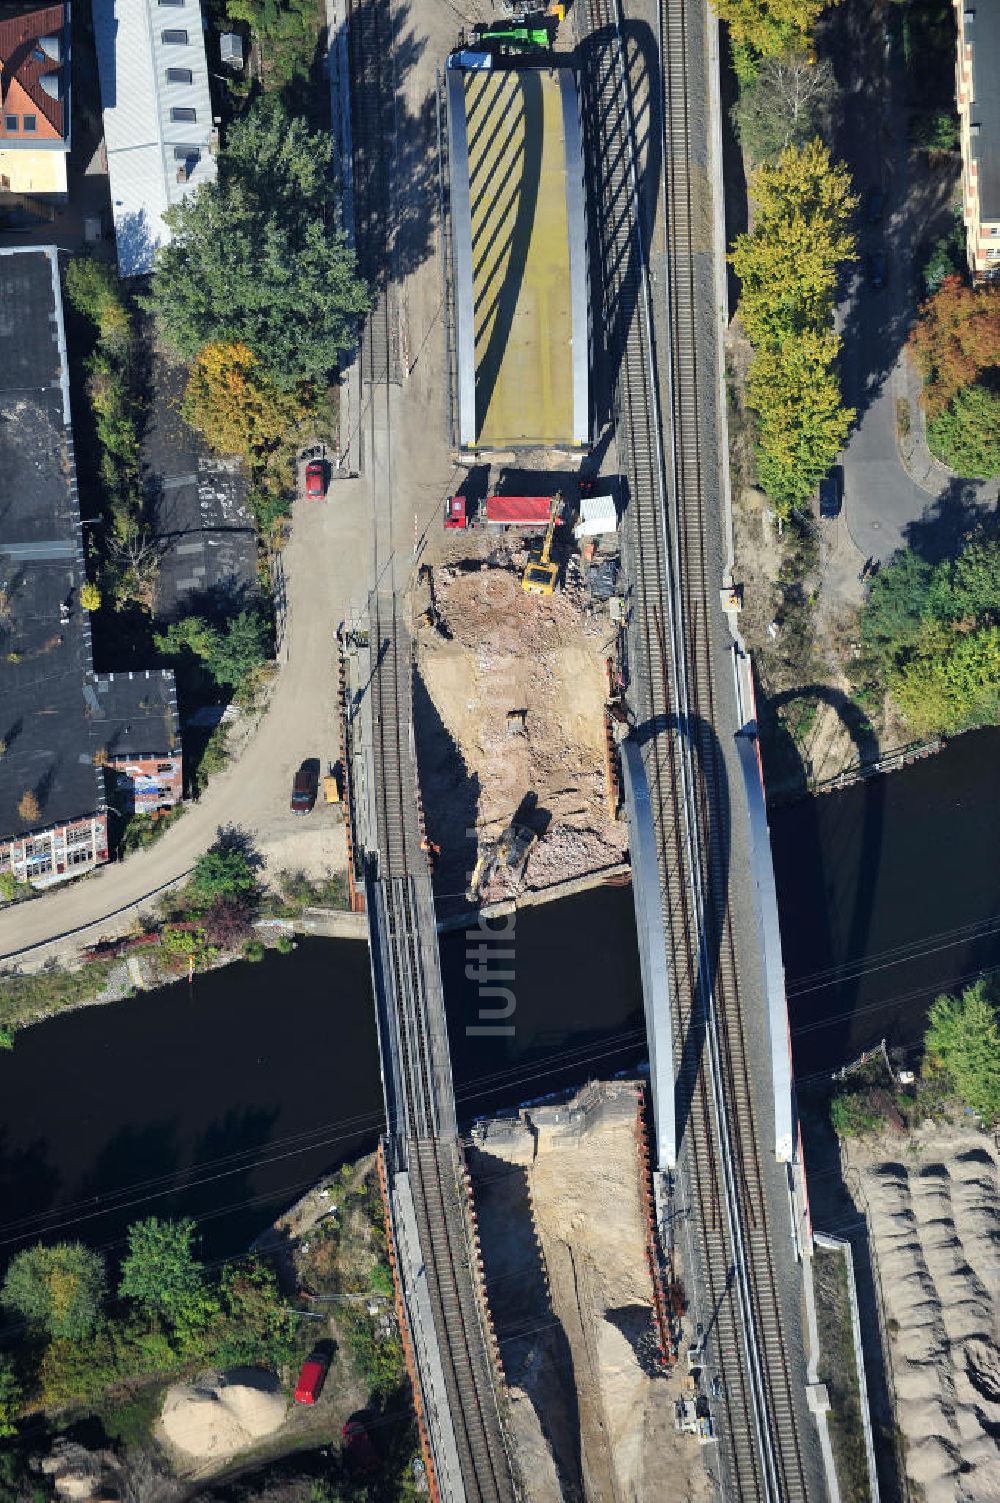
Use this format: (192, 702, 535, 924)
(521, 495, 560, 595)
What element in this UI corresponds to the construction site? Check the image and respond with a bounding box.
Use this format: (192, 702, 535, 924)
(410, 480, 629, 910)
(469, 1081, 714, 1501)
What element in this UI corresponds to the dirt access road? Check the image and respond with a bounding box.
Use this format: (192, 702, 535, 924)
(0, 489, 370, 969)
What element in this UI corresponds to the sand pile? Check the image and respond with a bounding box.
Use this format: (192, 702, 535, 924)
(161, 1369, 286, 1460)
(850, 1127, 1000, 1503)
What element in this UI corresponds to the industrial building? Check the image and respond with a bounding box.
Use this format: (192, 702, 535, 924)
(446, 57, 589, 451)
(0, 247, 181, 891)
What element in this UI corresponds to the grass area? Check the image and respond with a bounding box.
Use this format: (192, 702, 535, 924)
(814, 1247, 872, 1502)
(118, 804, 187, 859)
(263, 870, 350, 918)
(0, 958, 117, 1031)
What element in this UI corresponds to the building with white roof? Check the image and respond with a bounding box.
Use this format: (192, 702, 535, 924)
(93, 0, 217, 276)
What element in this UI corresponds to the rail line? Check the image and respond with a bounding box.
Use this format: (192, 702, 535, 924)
(580, 0, 810, 1497)
(366, 589, 515, 1503)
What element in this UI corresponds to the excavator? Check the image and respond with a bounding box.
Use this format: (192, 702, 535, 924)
(521, 495, 560, 596)
(465, 803, 539, 902)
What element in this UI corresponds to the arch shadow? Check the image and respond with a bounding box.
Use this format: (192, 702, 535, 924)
(472, 71, 544, 436)
(578, 17, 663, 437)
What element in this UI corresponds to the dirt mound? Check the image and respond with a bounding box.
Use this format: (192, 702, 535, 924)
(161, 1369, 286, 1460)
(848, 1126, 1000, 1503)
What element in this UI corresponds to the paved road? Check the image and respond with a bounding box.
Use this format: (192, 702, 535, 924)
(831, 0, 998, 564)
(0, 485, 370, 968)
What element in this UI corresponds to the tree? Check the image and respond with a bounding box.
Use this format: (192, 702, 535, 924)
(715, 0, 835, 60)
(155, 609, 271, 696)
(1, 1242, 106, 1339)
(80, 581, 102, 611)
(731, 139, 856, 343)
(889, 620, 1000, 737)
(926, 380, 1000, 478)
(747, 328, 854, 508)
(181, 341, 314, 462)
(0, 1356, 20, 1438)
(119, 1218, 217, 1332)
(16, 790, 39, 825)
(860, 547, 934, 673)
(924, 981, 1000, 1125)
(145, 103, 369, 389)
(226, 0, 321, 93)
(909, 276, 1000, 417)
(189, 834, 261, 907)
(65, 256, 131, 348)
(734, 52, 835, 162)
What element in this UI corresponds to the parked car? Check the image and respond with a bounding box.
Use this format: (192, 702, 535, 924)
(866, 188, 885, 224)
(290, 761, 319, 815)
(819, 466, 843, 520)
(867, 250, 887, 289)
(342, 1417, 380, 1477)
(305, 457, 327, 499)
(294, 1350, 330, 1404)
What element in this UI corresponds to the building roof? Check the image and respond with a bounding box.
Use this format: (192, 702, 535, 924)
(92, 670, 180, 760)
(0, 247, 177, 844)
(447, 60, 589, 451)
(0, 3, 69, 147)
(92, 0, 217, 276)
(964, 0, 1000, 220)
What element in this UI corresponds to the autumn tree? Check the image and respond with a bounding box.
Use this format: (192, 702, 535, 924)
(731, 140, 856, 342)
(182, 342, 313, 462)
(715, 0, 836, 64)
(1, 1243, 106, 1339)
(748, 329, 854, 506)
(145, 103, 369, 389)
(730, 141, 856, 511)
(17, 790, 39, 824)
(909, 276, 1000, 417)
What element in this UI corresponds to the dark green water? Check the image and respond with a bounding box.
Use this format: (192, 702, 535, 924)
(0, 885, 644, 1263)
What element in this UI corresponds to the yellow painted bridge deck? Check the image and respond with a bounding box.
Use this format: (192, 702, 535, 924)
(447, 62, 589, 450)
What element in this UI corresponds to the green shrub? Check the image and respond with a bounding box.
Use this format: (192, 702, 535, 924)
(1, 1243, 106, 1340)
(926, 381, 1000, 478)
(924, 980, 1000, 1124)
(243, 940, 266, 963)
(830, 1090, 884, 1138)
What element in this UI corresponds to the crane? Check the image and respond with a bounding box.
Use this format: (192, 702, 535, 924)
(521, 495, 561, 596)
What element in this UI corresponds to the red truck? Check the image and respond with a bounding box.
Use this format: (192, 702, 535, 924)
(444, 495, 556, 530)
(294, 1350, 330, 1404)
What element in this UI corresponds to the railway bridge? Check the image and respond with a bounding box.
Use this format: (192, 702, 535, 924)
(360, 594, 518, 1503)
(341, 0, 827, 1486)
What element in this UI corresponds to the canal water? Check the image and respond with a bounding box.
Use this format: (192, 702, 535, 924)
(2, 725, 995, 1263)
(0, 886, 644, 1263)
(773, 726, 1000, 1086)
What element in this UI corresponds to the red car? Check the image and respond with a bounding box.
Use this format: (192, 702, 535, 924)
(290, 763, 318, 815)
(305, 458, 327, 498)
(342, 1417, 380, 1477)
(294, 1350, 330, 1405)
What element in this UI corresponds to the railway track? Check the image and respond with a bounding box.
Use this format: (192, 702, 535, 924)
(346, 0, 399, 386)
(366, 595, 516, 1503)
(580, 0, 810, 1497)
